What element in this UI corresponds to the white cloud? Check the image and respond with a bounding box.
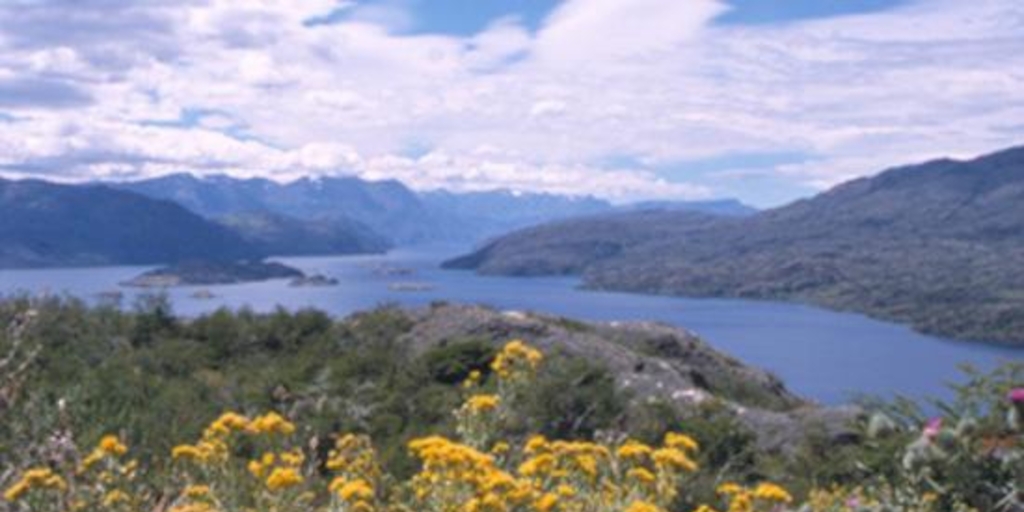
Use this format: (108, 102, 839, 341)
(0, 0, 1022, 204)
(533, 0, 726, 65)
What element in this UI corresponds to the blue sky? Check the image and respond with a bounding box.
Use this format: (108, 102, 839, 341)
(344, 0, 912, 35)
(0, 0, 1021, 206)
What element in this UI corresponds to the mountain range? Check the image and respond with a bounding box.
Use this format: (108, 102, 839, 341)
(0, 172, 756, 269)
(445, 145, 1024, 346)
(112, 173, 755, 245)
(0, 179, 260, 268)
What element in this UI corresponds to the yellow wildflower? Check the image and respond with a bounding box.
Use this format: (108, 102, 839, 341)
(248, 412, 295, 436)
(717, 482, 743, 496)
(535, 493, 559, 512)
(664, 432, 699, 452)
(627, 467, 657, 484)
(491, 340, 543, 379)
(491, 441, 511, 455)
(652, 447, 698, 472)
(337, 479, 374, 502)
(466, 394, 501, 413)
(265, 467, 303, 491)
(625, 500, 663, 512)
(3, 468, 67, 502)
(99, 435, 128, 456)
(524, 435, 548, 454)
(616, 440, 653, 461)
(102, 489, 130, 507)
(753, 482, 792, 503)
(463, 369, 483, 388)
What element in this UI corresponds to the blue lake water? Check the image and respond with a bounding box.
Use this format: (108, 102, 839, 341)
(1, 247, 1019, 406)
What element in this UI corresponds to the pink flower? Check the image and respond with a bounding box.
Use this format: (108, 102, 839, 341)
(1008, 388, 1024, 404)
(923, 417, 942, 439)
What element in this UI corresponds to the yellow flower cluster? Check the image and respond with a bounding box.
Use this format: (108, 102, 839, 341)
(713, 481, 793, 512)
(466, 393, 501, 413)
(6, 433, 140, 511)
(326, 433, 383, 512)
(247, 411, 297, 436)
(102, 489, 131, 507)
(5, 340, 811, 512)
(206, 411, 250, 436)
(172, 411, 298, 467)
(463, 369, 483, 389)
(408, 435, 534, 512)
(80, 434, 129, 472)
(264, 466, 304, 492)
(248, 449, 306, 491)
(3, 468, 67, 502)
(520, 433, 699, 512)
(168, 409, 307, 512)
(490, 339, 543, 381)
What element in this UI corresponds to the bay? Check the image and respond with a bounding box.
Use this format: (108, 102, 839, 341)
(1, 246, 1019, 405)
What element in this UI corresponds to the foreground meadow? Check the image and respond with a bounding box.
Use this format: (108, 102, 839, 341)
(1, 299, 1022, 512)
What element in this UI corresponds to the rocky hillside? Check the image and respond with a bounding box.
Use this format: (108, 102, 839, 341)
(446, 145, 1024, 346)
(394, 303, 860, 452)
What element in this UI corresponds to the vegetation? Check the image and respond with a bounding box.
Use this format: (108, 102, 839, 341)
(1, 298, 1022, 511)
(445, 145, 1024, 346)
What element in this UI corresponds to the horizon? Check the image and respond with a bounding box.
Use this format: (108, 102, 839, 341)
(3, 142, 1018, 209)
(1, 0, 1023, 208)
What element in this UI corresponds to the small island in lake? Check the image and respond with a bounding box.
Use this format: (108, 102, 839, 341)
(121, 260, 304, 287)
(388, 281, 435, 292)
(289, 274, 340, 287)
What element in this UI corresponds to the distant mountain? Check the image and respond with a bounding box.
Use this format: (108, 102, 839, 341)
(446, 145, 1024, 346)
(217, 211, 391, 256)
(0, 179, 259, 268)
(116, 173, 754, 246)
(616, 199, 757, 216)
(419, 189, 613, 241)
(115, 174, 437, 243)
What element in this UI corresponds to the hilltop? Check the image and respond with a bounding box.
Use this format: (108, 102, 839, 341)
(446, 145, 1024, 346)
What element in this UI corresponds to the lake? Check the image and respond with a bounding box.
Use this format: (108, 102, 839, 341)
(1, 246, 1019, 406)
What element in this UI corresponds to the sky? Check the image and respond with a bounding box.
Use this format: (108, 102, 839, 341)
(0, 0, 1022, 207)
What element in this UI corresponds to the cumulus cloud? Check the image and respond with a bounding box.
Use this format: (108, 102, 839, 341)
(0, 0, 1022, 204)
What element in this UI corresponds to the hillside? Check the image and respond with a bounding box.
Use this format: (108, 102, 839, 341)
(0, 179, 260, 268)
(0, 297, 855, 464)
(217, 211, 391, 256)
(445, 145, 1024, 346)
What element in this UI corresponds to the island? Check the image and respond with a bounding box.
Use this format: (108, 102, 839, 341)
(388, 282, 435, 292)
(289, 274, 340, 287)
(121, 260, 304, 287)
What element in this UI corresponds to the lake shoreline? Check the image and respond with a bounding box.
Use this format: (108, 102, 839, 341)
(1, 247, 1019, 406)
